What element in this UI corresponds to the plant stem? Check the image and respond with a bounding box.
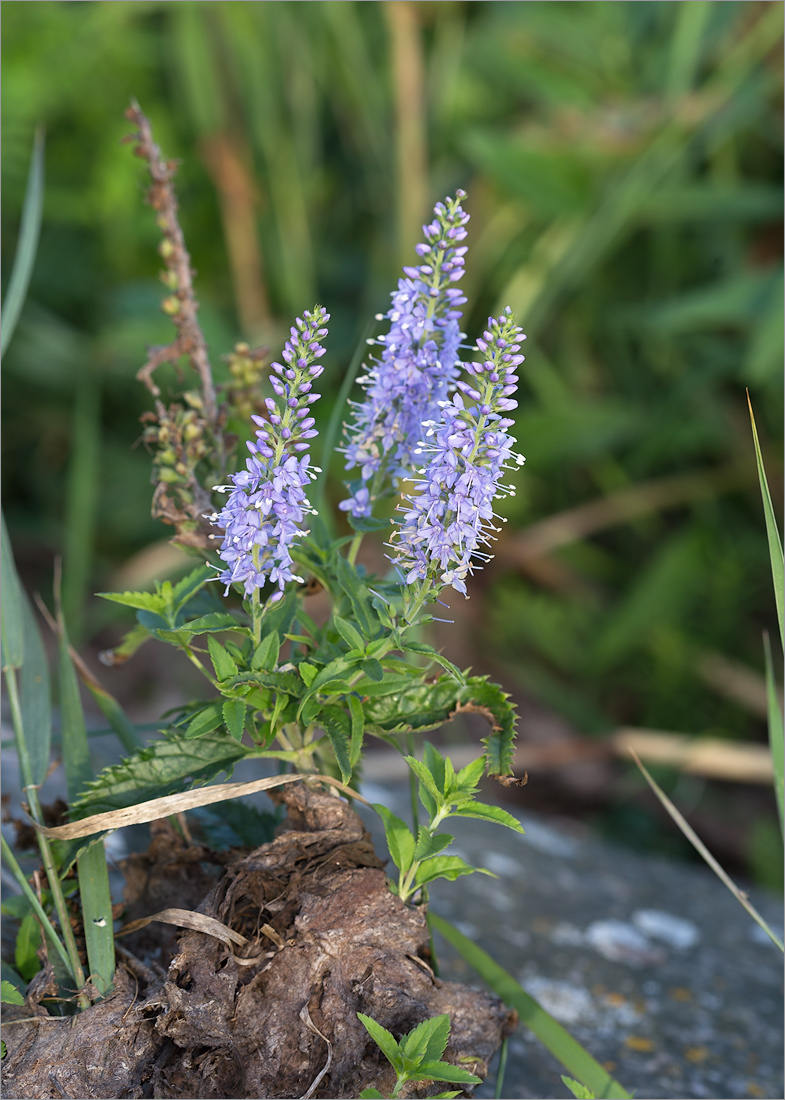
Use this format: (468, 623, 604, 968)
(407, 731, 419, 834)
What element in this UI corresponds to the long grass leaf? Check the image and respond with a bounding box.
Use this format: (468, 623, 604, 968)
(763, 632, 784, 838)
(57, 602, 115, 994)
(630, 749, 784, 952)
(747, 393, 784, 650)
(427, 913, 632, 1100)
(1, 126, 45, 360)
(20, 594, 51, 786)
(1, 514, 24, 670)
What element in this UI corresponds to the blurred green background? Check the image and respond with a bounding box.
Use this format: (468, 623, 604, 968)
(2, 1, 782, 880)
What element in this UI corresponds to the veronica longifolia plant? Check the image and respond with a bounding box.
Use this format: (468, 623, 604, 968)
(91, 181, 527, 905)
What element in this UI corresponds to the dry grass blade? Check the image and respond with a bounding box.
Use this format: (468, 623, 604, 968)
(34, 774, 370, 841)
(630, 749, 784, 952)
(116, 907, 249, 948)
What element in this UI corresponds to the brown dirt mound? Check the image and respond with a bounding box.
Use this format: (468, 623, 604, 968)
(2, 783, 516, 1098)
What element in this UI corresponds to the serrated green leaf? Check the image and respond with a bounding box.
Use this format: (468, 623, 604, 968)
(415, 855, 491, 888)
(357, 1013, 403, 1071)
(301, 695, 322, 726)
(178, 613, 246, 637)
(562, 1076, 596, 1099)
(72, 727, 250, 817)
(222, 698, 246, 743)
(98, 590, 169, 616)
(455, 755, 485, 792)
(208, 636, 239, 681)
(228, 669, 302, 696)
(252, 630, 281, 671)
(374, 804, 415, 876)
(0, 515, 24, 669)
(172, 564, 215, 613)
(360, 658, 384, 682)
(332, 552, 378, 638)
(347, 694, 365, 767)
(400, 1013, 451, 1065)
(423, 741, 447, 792)
(334, 615, 364, 651)
(298, 661, 319, 687)
(405, 754, 443, 803)
(403, 642, 465, 686)
(320, 705, 352, 782)
(414, 1060, 482, 1086)
(184, 700, 224, 739)
(1, 980, 24, 1006)
(449, 802, 524, 833)
(413, 829, 454, 863)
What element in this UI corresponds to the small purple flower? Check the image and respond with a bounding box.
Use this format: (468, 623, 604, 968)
(388, 308, 526, 606)
(208, 306, 329, 597)
(339, 193, 470, 518)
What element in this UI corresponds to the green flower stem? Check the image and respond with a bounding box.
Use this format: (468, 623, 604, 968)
(407, 731, 419, 834)
(181, 644, 214, 683)
(251, 586, 262, 647)
(3, 667, 87, 996)
(346, 462, 390, 566)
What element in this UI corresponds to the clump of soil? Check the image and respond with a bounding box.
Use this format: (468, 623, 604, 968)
(2, 783, 517, 1099)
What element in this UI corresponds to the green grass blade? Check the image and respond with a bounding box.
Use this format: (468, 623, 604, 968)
(0, 835, 76, 984)
(1, 126, 45, 360)
(20, 594, 52, 786)
(427, 913, 632, 1100)
(763, 632, 784, 839)
(57, 603, 115, 994)
(630, 750, 784, 952)
(1, 514, 24, 670)
(83, 679, 143, 754)
(748, 393, 784, 651)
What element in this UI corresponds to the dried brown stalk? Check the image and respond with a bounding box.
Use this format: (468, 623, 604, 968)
(123, 100, 217, 425)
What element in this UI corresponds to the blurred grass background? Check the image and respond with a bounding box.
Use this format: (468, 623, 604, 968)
(2, 1, 782, 882)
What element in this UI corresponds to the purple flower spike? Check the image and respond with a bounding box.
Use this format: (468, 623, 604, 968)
(208, 306, 329, 598)
(339, 193, 470, 518)
(388, 307, 526, 606)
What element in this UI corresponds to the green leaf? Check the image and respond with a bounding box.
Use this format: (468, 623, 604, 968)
(1, 979, 24, 1006)
(360, 658, 384, 682)
(208, 636, 239, 681)
(334, 615, 364, 651)
(414, 1060, 482, 1086)
(176, 612, 246, 637)
(358, 1089, 386, 1099)
(228, 669, 303, 696)
(1, 515, 24, 670)
(72, 727, 251, 817)
(413, 829, 454, 862)
(19, 592, 51, 785)
(332, 552, 378, 638)
(184, 701, 225, 739)
(222, 698, 247, 743)
(763, 633, 784, 838)
(404, 755, 443, 804)
(252, 630, 281, 671)
(403, 641, 465, 686)
(400, 1013, 450, 1064)
(562, 1077, 596, 1099)
(374, 804, 415, 876)
(83, 679, 142, 755)
(346, 513, 391, 533)
(455, 756, 485, 792)
(414, 855, 490, 888)
(298, 662, 319, 687)
(357, 1013, 403, 1071)
(448, 802, 524, 833)
(58, 609, 114, 993)
(347, 694, 365, 767)
(320, 705, 352, 782)
(428, 913, 632, 1100)
(1, 126, 45, 360)
(171, 564, 215, 613)
(98, 589, 169, 617)
(14, 912, 41, 981)
(748, 396, 784, 650)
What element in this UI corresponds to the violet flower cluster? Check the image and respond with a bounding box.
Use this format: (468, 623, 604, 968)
(339, 193, 469, 519)
(388, 307, 526, 605)
(208, 307, 329, 598)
